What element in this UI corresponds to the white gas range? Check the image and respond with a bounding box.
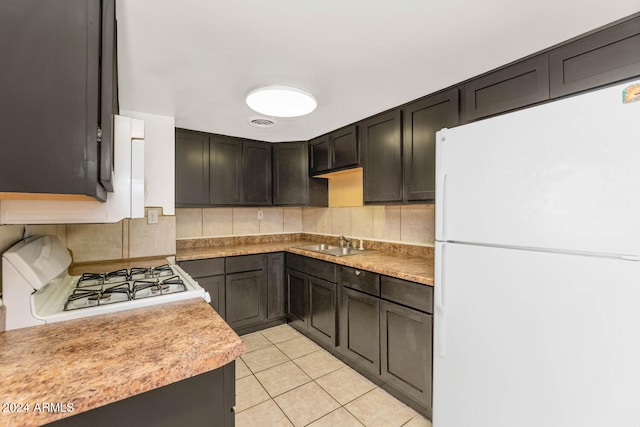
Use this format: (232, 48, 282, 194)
(2, 235, 210, 331)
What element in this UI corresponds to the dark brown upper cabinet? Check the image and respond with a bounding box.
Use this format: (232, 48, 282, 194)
(0, 0, 117, 201)
(360, 110, 403, 204)
(99, 0, 118, 192)
(461, 54, 549, 123)
(309, 125, 358, 176)
(272, 142, 328, 206)
(549, 15, 640, 98)
(242, 141, 272, 205)
(176, 131, 327, 208)
(210, 136, 243, 205)
(175, 129, 210, 206)
(403, 89, 459, 202)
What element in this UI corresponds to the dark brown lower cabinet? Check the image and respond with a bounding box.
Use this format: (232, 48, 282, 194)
(267, 253, 285, 319)
(181, 254, 286, 334)
(380, 300, 433, 410)
(198, 275, 225, 318)
(308, 276, 337, 347)
(287, 268, 308, 330)
(286, 254, 338, 346)
(340, 286, 380, 375)
(46, 362, 235, 427)
(225, 270, 266, 330)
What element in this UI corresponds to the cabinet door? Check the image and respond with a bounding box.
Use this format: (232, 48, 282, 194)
(242, 140, 272, 205)
(308, 276, 337, 347)
(340, 286, 380, 375)
(287, 269, 308, 330)
(210, 136, 243, 205)
(0, 0, 104, 199)
(99, 0, 117, 192)
(549, 15, 640, 98)
(361, 110, 403, 203)
(175, 129, 210, 206)
(272, 142, 309, 205)
(267, 253, 285, 319)
(198, 275, 226, 318)
(309, 135, 332, 175)
(380, 300, 433, 409)
(403, 89, 459, 202)
(461, 54, 549, 123)
(331, 125, 359, 170)
(225, 270, 266, 330)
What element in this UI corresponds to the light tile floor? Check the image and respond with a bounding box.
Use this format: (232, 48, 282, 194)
(236, 324, 432, 427)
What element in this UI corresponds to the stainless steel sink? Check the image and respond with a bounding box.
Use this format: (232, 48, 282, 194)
(296, 243, 340, 252)
(296, 243, 375, 257)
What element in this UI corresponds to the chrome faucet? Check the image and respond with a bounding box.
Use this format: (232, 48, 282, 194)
(338, 235, 351, 248)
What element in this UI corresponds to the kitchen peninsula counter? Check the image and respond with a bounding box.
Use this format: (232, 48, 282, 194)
(0, 299, 244, 427)
(176, 237, 434, 286)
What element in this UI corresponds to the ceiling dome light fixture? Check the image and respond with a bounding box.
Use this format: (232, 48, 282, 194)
(246, 85, 317, 118)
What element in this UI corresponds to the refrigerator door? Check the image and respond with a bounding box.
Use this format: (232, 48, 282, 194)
(434, 242, 640, 427)
(435, 80, 640, 257)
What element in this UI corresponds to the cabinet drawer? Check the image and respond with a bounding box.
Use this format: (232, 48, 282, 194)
(381, 276, 433, 314)
(286, 253, 337, 283)
(339, 266, 380, 296)
(179, 258, 225, 278)
(226, 254, 265, 274)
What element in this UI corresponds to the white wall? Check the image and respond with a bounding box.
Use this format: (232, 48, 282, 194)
(121, 110, 175, 215)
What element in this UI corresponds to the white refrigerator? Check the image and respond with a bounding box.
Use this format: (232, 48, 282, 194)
(433, 80, 640, 427)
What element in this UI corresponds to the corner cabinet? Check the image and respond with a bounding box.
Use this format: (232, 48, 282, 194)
(179, 253, 286, 335)
(309, 125, 359, 175)
(286, 253, 338, 347)
(360, 110, 403, 203)
(272, 142, 328, 206)
(403, 89, 459, 202)
(0, 0, 117, 201)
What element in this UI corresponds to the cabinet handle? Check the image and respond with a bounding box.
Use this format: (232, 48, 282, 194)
(354, 270, 361, 276)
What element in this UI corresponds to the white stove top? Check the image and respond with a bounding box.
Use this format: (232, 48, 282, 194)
(33, 264, 207, 324)
(2, 236, 210, 331)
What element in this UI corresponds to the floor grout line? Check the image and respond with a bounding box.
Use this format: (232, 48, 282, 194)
(237, 325, 432, 427)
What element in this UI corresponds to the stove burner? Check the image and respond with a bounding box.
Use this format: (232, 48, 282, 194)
(64, 283, 131, 311)
(78, 269, 129, 287)
(151, 284, 171, 295)
(132, 275, 186, 299)
(130, 265, 173, 280)
(88, 293, 111, 305)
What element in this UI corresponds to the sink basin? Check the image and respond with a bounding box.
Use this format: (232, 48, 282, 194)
(296, 243, 339, 252)
(296, 243, 375, 257)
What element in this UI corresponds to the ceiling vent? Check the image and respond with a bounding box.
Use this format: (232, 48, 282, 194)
(249, 117, 275, 128)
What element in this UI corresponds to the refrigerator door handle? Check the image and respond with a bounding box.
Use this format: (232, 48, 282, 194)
(435, 129, 448, 241)
(438, 174, 447, 239)
(435, 242, 447, 357)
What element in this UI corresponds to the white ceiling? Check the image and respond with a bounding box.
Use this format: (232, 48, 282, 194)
(116, 1, 640, 142)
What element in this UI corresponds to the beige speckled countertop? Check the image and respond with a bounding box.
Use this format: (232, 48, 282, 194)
(177, 239, 434, 286)
(0, 299, 245, 427)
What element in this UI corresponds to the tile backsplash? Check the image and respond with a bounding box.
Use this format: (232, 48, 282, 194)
(25, 212, 176, 263)
(176, 205, 435, 246)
